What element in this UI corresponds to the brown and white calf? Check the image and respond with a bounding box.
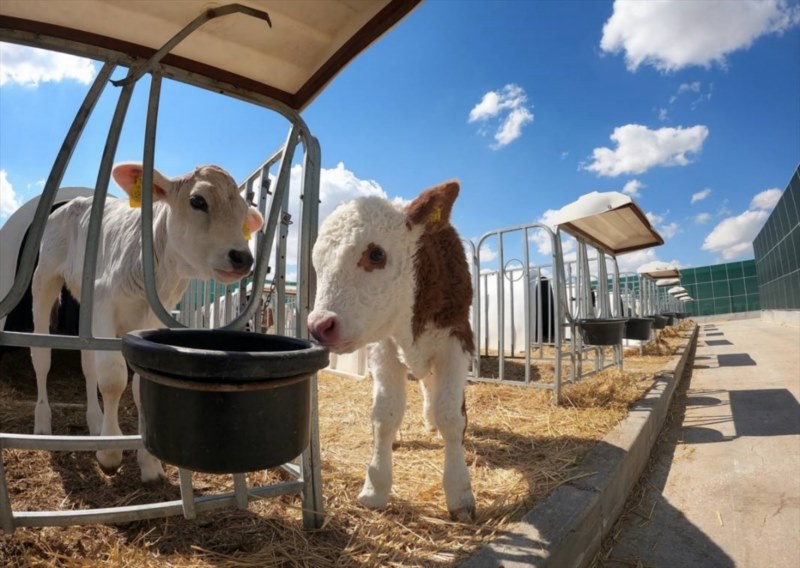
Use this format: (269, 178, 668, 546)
(31, 162, 264, 482)
(308, 181, 476, 521)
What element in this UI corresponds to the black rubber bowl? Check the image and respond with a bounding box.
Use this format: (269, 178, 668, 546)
(122, 329, 329, 474)
(624, 317, 654, 341)
(648, 314, 668, 330)
(576, 318, 626, 346)
(661, 313, 676, 326)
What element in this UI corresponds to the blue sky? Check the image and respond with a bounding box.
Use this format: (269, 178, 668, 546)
(1, 0, 799, 274)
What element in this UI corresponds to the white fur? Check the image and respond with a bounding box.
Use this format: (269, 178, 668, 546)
(31, 163, 263, 482)
(309, 195, 475, 520)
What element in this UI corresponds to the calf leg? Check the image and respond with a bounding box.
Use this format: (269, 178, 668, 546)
(358, 339, 407, 510)
(132, 373, 166, 483)
(428, 338, 475, 522)
(419, 378, 437, 433)
(87, 314, 128, 474)
(81, 350, 103, 435)
(30, 268, 64, 435)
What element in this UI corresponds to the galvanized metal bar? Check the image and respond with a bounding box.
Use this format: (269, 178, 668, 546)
(275, 186, 291, 334)
(296, 134, 325, 529)
(11, 480, 304, 528)
(78, 79, 136, 338)
(497, 234, 505, 379)
(0, 62, 115, 320)
(0, 331, 120, 351)
(522, 229, 531, 384)
(233, 474, 249, 510)
(1, 433, 142, 451)
(0, 455, 14, 533)
(139, 72, 185, 328)
(224, 123, 300, 331)
(179, 469, 196, 519)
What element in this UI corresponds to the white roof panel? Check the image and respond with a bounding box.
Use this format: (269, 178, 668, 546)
(0, 0, 421, 110)
(553, 191, 663, 255)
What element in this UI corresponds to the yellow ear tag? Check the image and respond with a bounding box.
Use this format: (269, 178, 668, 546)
(129, 176, 142, 208)
(428, 206, 442, 224)
(243, 222, 252, 241)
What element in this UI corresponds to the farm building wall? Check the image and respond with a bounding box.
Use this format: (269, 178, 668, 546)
(753, 165, 800, 311)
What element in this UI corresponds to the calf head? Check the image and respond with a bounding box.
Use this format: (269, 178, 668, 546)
(309, 181, 465, 354)
(113, 162, 263, 284)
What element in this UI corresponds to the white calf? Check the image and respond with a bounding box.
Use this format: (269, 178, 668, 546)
(31, 162, 264, 482)
(308, 181, 476, 521)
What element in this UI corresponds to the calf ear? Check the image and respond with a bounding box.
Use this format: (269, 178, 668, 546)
(112, 162, 172, 205)
(245, 206, 264, 233)
(405, 180, 460, 231)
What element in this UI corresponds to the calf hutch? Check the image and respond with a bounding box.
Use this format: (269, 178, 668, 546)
(0, 0, 423, 532)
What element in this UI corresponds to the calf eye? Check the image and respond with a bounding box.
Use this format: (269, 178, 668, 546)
(357, 243, 387, 272)
(190, 195, 208, 212)
(369, 247, 385, 264)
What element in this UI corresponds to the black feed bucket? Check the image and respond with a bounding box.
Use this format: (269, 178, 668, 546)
(661, 313, 676, 326)
(624, 317, 654, 341)
(649, 314, 668, 330)
(576, 318, 626, 346)
(122, 329, 329, 474)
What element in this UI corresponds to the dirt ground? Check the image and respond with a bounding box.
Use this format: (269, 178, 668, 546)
(0, 324, 693, 567)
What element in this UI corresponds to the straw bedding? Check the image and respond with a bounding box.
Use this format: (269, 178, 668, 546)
(0, 322, 693, 567)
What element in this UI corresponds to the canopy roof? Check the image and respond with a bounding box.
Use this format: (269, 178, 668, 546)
(0, 0, 421, 110)
(552, 191, 663, 255)
(679, 297, 692, 302)
(640, 268, 681, 280)
(655, 277, 681, 287)
(668, 286, 687, 295)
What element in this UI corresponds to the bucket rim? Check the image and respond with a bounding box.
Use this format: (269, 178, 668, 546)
(122, 328, 329, 381)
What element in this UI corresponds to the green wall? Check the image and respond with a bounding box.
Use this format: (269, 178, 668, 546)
(680, 260, 760, 317)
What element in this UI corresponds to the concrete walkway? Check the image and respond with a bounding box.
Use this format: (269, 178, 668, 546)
(600, 319, 800, 568)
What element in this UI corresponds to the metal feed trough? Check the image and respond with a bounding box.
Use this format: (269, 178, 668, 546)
(0, 0, 421, 533)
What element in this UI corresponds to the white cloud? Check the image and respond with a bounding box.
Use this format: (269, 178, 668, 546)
(469, 84, 534, 149)
(622, 179, 644, 198)
(584, 124, 709, 177)
(691, 187, 712, 203)
(702, 209, 769, 260)
(0, 42, 97, 87)
(660, 222, 679, 239)
(560, 151, 569, 160)
(678, 81, 702, 94)
(478, 242, 498, 264)
(646, 211, 664, 226)
(693, 212, 712, 224)
(600, 0, 800, 72)
(494, 107, 534, 148)
(750, 188, 782, 210)
(0, 170, 22, 222)
(261, 162, 402, 269)
(525, 208, 577, 260)
(658, 108, 668, 121)
(645, 210, 679, 240)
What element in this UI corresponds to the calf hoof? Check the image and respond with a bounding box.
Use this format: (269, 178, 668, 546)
(357, 490, 389, 510)
(98, 461, 122, 476)
(448, 505, 476, 523)
(96, 449, 123, 475)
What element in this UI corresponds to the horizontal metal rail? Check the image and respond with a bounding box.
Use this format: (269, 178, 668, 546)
(10, 480, 304, 529)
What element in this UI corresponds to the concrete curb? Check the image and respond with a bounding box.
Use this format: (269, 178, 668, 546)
(463, 325, 699, 568)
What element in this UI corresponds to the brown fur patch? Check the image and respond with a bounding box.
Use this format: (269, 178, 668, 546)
(356, 243, 387, 272)
(410, 225, 475, 354)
